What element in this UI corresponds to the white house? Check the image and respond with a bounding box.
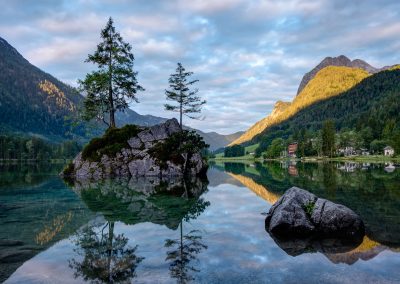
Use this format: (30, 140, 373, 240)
(384, 146, 394, 156)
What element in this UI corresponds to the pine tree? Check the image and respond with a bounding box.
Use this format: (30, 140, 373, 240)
(165, 63, 206, 130)
(322, 120, 336, 157)
(79, 17, 144, 128)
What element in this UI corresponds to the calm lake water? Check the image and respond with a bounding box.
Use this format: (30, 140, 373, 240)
(1, 161, 400, 283)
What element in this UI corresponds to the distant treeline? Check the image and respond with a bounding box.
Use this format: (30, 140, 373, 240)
(224, 144, 245, 157)
(0, 135, 81, 160)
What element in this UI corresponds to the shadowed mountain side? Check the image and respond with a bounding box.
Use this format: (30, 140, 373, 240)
(230, 65, 370, 145)
(70, 176, 209, 230)
(0, 36, 240, 150)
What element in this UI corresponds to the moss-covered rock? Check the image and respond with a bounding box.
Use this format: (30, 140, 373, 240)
(61, 119, 208, 179)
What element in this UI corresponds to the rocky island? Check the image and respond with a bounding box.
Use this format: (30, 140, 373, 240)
(61, 118, 208, 179)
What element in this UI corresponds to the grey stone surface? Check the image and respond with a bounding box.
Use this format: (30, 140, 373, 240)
(63, 118, 207, 179)
(265, 187, 365, 239)
(127, 137, 142, 149)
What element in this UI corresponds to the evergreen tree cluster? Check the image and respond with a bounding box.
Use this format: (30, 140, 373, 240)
(0, 136, 81, 160)
(224, 145, 245, 157)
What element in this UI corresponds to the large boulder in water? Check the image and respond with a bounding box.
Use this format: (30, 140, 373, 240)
(265, 187, 365, 240)
(61, 118, 208, 179)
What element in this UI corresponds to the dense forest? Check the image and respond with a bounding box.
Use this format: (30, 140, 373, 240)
(0, 136, 81, 160)
(254, 69, 400, 156)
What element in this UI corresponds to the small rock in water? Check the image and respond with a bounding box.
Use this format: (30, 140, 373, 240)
(265, 187, 365, 240)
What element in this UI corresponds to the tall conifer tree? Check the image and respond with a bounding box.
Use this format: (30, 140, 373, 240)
(165, 63, 205, 130)
(79, 17, 144, 128)
(322, 120, 336, 157)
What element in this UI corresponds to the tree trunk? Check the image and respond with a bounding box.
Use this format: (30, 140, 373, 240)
(107, 221, 115, 283)
(108, 38, 115, 128)
(109, 90, 115, 128)
(180, 104, 182, 131)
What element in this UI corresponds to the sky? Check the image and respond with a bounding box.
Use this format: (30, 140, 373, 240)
(1, 0, 400, 134)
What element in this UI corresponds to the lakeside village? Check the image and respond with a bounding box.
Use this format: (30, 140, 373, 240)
(215, 120, 399, 174)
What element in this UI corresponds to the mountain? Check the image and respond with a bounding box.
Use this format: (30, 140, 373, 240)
(192, 129, 244, 151)
(230, 62, 370, 146)
(296, 55, 378, 95)
(0, 36, 166, 140)
(0, 36, 239, 150)
(256, 67, 400, 152)
(229, 101, 291, 146)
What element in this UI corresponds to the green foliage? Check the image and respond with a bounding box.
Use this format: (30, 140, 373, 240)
(303, 201, 316, 217)
(391, 131, 400, 156)
(265, 138, 285, 158)
(0, 135, 81, 160)
(81, 124, 140, 161)
(79, 17, 144, 128)
(224, 144, 245, 157)
(165, 63, 205, 128)
(149, 130, 208, 169)
(62, 162, 75, 176)
(322, 120, 336, 157)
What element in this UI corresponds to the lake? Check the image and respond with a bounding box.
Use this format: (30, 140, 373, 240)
(1, 161, 400, 283)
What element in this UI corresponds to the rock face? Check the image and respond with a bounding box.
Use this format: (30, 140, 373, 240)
(296, 55, 378, 95)
(265, 187, 365, 240)
(63, 118, 208, 179)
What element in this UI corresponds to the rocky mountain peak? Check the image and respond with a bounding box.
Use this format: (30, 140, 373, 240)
(296, 55, 378, 95)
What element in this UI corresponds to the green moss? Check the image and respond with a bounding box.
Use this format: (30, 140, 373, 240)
(303, 200, 316, 217)
(148, 130, 208, 170)
(81, 124, 141, 162)
(62, 162, 74, 176)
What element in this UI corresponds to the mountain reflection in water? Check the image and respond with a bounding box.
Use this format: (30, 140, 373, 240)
(216, 161, 400, 265)
(2, 162, 400, 283)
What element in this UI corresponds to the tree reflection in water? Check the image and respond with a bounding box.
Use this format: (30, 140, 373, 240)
(165, 228, 207, 283)
(164, 182, 210, 283)
(69, 221, 143, 283)
(67, 176, 210, 283)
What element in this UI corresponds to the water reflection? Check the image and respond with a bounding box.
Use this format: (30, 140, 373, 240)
(70, 221, 143, 283)
(2, 163, 400, 283)
(0, 164, 92, 282)
(212, 161, 400, 264)
(68, 176, 210, 283)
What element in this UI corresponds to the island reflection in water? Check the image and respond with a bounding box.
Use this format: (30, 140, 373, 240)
(2, 161, 400, 283)
(69, 176, 210, 283)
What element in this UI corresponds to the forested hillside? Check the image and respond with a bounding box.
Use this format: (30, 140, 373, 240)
(0, 36, 240, 152)
(230, 65, 370, 145)
(0, 37, 85, 140)
(255, 68, 400, 154)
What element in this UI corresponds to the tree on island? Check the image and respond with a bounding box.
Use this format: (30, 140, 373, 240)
(79, 17, 144, 128)
(165, 63, 206, 130)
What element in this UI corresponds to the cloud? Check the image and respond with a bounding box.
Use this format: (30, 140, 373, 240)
(1, 0, 400, 134)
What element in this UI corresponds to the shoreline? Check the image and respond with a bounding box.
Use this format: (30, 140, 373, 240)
(211, 155, 400, 163)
